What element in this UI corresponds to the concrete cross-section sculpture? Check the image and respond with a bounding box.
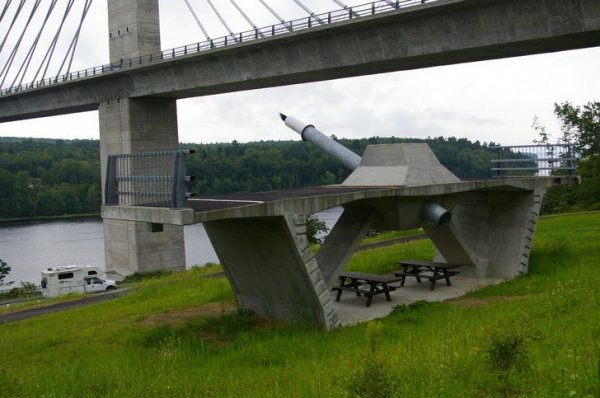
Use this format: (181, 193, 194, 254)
(103, 114, 578, 329)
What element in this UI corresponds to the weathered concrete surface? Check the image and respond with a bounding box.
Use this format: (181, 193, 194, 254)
(343, 143, 461, 186)
(204, 214, 340, 329)
(101, 205, 195, 225)
(316, 206, 378, 287)
(107, 0, 161, 64)
(2, 0, 600, 122)
(178, 177, 575, 224)
(100, 1, 186, 278)
(430, 188, 546, 279)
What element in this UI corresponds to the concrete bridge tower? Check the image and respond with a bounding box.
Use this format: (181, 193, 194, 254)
(100, 0, 186, 277)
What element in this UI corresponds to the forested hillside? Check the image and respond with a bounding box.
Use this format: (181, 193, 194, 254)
(0, 138, 101, 218)
(0, 135, 507, 219)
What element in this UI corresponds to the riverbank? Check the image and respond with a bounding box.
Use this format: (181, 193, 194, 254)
(0, 213, 100, 224)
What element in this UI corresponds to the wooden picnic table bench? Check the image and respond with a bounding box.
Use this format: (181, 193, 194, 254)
(332, 271, 403, 307)
(393, 259, 461, 291)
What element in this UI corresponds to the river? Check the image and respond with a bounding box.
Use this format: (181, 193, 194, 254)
(0, 208, 341, 285)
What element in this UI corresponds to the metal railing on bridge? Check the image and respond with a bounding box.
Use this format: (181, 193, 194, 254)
(104, 150, 195, 209)
(491, 144, 579, 177)
(0, 0, 434, 97)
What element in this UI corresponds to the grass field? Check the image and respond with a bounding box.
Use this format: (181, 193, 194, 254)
(0, 213, 598, 397)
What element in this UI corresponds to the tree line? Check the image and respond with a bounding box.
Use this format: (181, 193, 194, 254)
(535, 101, 600, 213)
(0, 135, 497, 219)
(0, 138, 101, 219)
(182, 136, 498, 196)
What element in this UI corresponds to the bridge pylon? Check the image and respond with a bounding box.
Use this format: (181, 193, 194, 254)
(100, 0, 186, 277)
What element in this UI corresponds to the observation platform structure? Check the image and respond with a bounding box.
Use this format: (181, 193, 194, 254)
(103, 143, 579, 329)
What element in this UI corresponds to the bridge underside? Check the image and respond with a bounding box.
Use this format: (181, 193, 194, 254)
(103, 175, 577, 329)
(1, 0, 600, 122)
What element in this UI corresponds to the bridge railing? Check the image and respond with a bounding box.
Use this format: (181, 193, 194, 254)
(0, 0, 434, 97)
(104, 150, 195, 209)
(491, 144, 579, 177)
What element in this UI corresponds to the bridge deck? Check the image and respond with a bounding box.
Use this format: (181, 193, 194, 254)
(3, 0, 600, 123)
(187, 186, 380, 212)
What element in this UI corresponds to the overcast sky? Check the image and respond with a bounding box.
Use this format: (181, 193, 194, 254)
(1, 0, 599, 146)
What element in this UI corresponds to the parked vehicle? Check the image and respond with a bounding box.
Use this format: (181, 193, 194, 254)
(40, 265, 117, 298)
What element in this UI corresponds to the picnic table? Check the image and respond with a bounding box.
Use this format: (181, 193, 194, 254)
(394, 259, 461, 291)
(332, 271, 402, 307)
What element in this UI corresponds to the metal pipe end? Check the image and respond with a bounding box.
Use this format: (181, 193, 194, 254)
(420, 202, 452, 227)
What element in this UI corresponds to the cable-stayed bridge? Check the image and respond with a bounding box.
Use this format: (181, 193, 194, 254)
(1, 0, 599, 122)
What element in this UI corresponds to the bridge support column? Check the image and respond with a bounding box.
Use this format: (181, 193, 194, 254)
(99, 98, 186, 277)
(204, 215, 341, 329)
(99, 0, 185, 277)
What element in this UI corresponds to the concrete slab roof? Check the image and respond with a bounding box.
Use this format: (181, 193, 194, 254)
(101, 175, 578, 225)
(188, 176, 577, 222)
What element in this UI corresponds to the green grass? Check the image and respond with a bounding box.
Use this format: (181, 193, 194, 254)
(1, 213, 599, 397)
(360, 228, 424, 244)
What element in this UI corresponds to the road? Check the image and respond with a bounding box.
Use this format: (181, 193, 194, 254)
(0, 288, 131, 324)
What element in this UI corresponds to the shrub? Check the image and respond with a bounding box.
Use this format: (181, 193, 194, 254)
(0, 281, 41, 299)
(121, 270, 173, 284)
(344, 322, 400, 398)
(483, 328, 530, 397)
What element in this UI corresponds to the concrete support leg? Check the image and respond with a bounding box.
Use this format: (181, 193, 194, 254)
(99, 98, 185, 277)
(423, 223, 479, 267)
(316, 206, 377, 287)
(204, 215, 341, 329)
(433, 189, 545, 280)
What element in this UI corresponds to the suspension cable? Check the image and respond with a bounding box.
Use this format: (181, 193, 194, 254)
(0, 0, 42, 88)
(183, 0, 211, 40)
(55, 0, 93, 78)
(291, 0, 325, 25)
(0, 0, 14, 24)
(11, 0, 58, 88)
(257, 0, 292, 31)
(0, 0, 26, 54)
(331, 0, 360, 17)
(205, 0, 238, 43)
(228, 0, 264, 37)
(31, 0, 75, 83)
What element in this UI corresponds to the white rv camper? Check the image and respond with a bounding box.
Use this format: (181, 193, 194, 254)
(40, 265, 117, 298)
